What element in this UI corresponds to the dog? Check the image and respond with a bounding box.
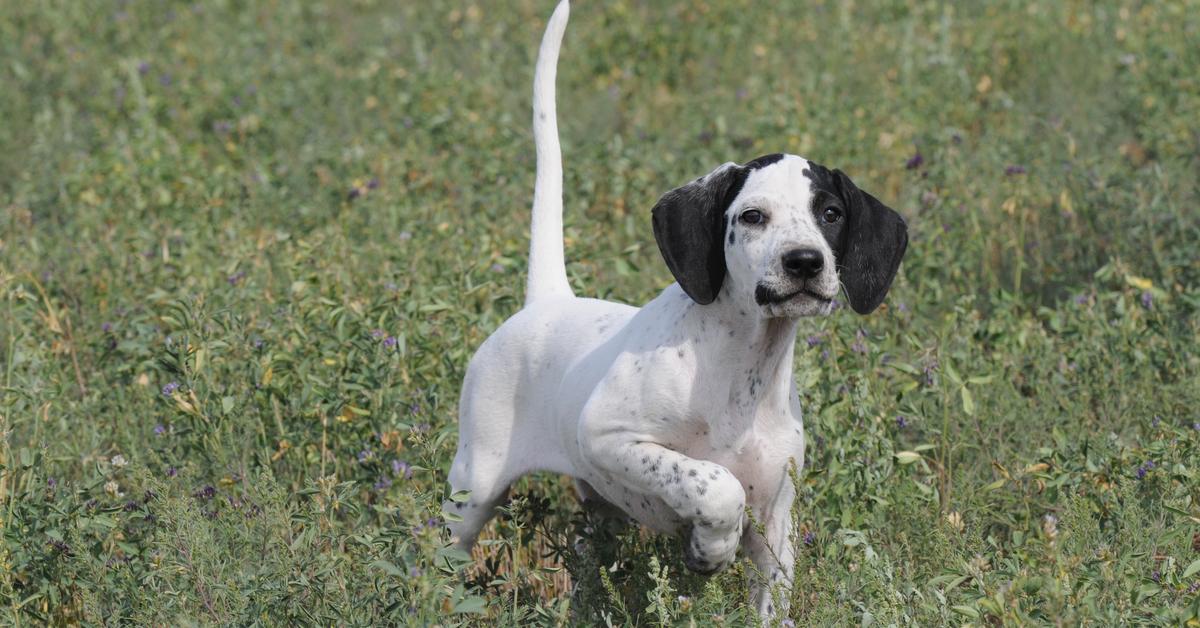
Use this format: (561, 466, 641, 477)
(444, 0, 907, 618)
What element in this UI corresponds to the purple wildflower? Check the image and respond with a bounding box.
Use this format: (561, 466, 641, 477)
(905, 150, 924, 170)
(392, 459, 413, 479)
(1005, 165, 1027, 176)
(161, 381, 180, 396)
(896, 415, 909, 429)
(383, 336, 397, 348)
(1136, 460, 1155, 480)
(253, 338, 265, 350)
(370, 329, 386, 339)
(1151, 416, 1161, 428)
(194, 485, 216, 500)
(1140, 291, 1152, 309)
(374, 476, 392, 491)
(1193, 423, 1200, 431)
(137, 61, 150, 75)
(50, 540, 71, 554)
(47, 477, 58, 489)
(1188, 581, 1200, 594)
(806, 335, 822, 347)
(409, 566, 424, 578)
(851, 340, 867, 354)
(1073, 293, 1088, 305)
(1151, 570, 1161, 582)
(227, 270, 246, 285)
(357, 449, 373, 463)
(367, 178, 379, 190)
(409, 402, 421, 416)
(166, 466, 178, 478)
(124, 500, 140, 512)
(490, 263, 504, 273)
(102, 322, 113, 333)
(154, 424, 166, 436)
(802, 530, 816, 546)
(348, 187, 361, 200)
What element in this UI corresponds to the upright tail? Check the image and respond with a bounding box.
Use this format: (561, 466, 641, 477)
(525, 0, 573, 305)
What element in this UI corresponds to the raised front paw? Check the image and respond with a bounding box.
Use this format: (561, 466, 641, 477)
(682, 518, 742, 574)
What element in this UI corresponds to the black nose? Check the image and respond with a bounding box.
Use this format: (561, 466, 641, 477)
(782, 248, 824, 278)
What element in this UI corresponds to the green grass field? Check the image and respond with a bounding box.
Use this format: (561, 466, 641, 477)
(2, 0, 1199, 624)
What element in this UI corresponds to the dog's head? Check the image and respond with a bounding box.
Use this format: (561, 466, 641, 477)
(652, 154, 907, 317)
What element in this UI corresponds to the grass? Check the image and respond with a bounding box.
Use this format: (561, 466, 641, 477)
(1, 0, 1199, 624)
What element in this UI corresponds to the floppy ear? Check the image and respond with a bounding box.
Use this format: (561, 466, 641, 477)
(833, 169, 908, 314)
(651, 163, 749, 304)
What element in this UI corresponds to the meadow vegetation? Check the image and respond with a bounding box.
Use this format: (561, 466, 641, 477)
(2, 0, 1199, 624)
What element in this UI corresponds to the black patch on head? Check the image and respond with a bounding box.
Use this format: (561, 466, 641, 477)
(652, 153, 787, 304)
(803, 162, 908, 314)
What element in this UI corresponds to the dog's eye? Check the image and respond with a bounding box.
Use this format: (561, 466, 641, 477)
(821, 206, 843, 224)
(739, 209, 766, 225)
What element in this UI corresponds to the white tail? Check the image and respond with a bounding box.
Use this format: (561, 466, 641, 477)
(525, 0, 573, 305)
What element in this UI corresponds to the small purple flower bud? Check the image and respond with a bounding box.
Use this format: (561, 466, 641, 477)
(161, 381, 180, 396)
(392, 459, 413, 479)
(370, 329, 386, 339)
(357, 449, 372, 462)
(137, 61, 150, 75)
(896, 416, 909, 429)
(374, 476, 392, 490)
(806, 335, 822, 347)
(154, 424, 166, 435)
(905, 151, 924, 170)
(490, 263, 504, 273)
(47, 477, 58, 489)
(802, 530, 816, 546)
(1140, 291, 1152, 309)
(1005, 165, 1027, 176)
(166, 466, 177, 478)
(383, 336, 397, 348)
(367, 178, 379, 190)
(102, 322, 113, 333)
(1074, 293, 1088, 305)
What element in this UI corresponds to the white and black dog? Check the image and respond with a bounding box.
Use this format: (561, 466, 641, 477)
(445, 0, 906, 617)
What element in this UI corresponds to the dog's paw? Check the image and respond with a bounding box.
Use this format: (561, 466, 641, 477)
(682, 520, 741, 575)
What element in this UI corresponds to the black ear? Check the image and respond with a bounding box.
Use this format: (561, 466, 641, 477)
(651, 164, 749, 304)
(833, 170, 908, 314)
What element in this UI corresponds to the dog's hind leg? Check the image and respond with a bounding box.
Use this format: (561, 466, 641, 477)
(443, 445, 515, 551)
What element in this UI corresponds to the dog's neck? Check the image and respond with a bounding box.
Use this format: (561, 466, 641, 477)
(675, 283, 800, 433)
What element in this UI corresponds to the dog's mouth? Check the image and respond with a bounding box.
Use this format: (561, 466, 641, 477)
(754, 284, 835, 306)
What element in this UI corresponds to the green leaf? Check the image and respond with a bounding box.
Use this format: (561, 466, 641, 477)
(452, 596, 487, 614)
(961, 386, 975, 416)
(951, 605, 979, 618)
(370, 559, 405, 577)
(222, 396, 235, 414)
(1183, 558, 1200, 580)
(895, 451, 922, 465)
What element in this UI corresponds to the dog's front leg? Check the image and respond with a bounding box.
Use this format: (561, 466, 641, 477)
(579, 421, 746, 574)
(744, 479, 796, 618)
